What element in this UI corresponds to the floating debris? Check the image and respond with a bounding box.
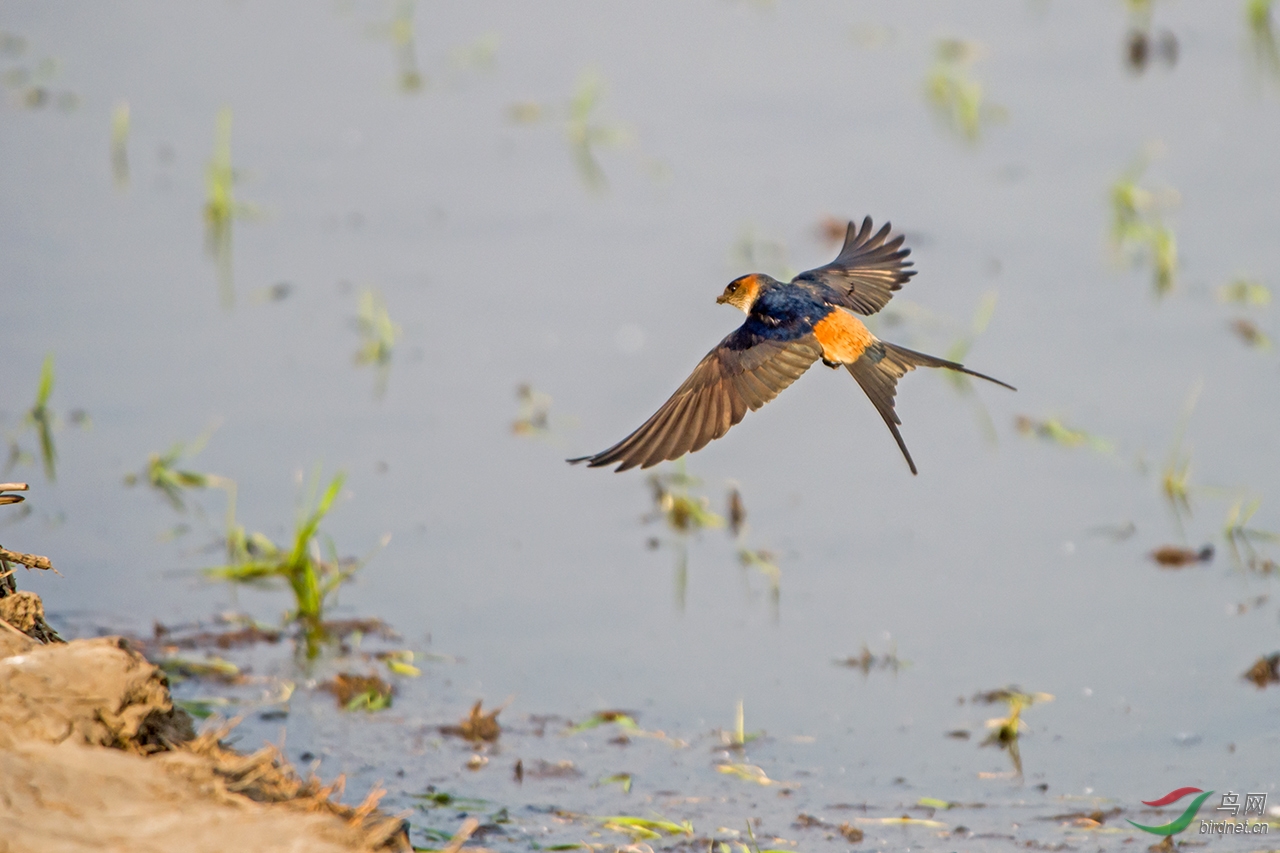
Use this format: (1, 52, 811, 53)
(727, 486, 747, 538)
(521, 759, 579, 779)
(1014, 415, 1113, 454)
(835, 643, 906, 674)
(1125, 28, 1178, 74)
(1229, 318, 1271, 349)
(595, 814, 693, 841)
(715, 763, 781, 785)
(1244, 653, 1280, 688)
(441, 699, 502, 742)
(1149, 544, 1213, 567)
(320, 672, 394, 711)
(924, 38, 1005, 143)
(375, 649, 422, 677)
(595, 773, 633, 794)
(157, 656, 244, 685)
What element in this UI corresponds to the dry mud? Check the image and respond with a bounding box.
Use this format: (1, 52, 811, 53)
(0, 594, 411, 853)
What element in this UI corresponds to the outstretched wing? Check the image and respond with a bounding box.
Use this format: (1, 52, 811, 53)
(792, 216, 915, 315)
(570, 331, 823, 472)
(846, 341, 1015, 475)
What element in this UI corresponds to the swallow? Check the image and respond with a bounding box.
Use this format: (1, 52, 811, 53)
(569, 217, 1014, 474)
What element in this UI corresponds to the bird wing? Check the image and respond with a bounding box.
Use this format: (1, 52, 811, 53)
(791, 216, 915, 315)
(570, 331, 823, 472)
(846, 341, 1015, 475)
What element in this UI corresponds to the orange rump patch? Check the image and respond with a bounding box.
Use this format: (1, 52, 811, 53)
(812, 308, 874, 364)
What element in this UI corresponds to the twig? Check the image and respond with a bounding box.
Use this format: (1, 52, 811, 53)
(0, 547, 55, 572)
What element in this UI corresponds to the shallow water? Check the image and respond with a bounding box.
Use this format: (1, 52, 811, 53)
(4, 1, 1280, 849)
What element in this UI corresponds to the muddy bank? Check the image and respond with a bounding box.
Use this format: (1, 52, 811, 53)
(0, 595, 411, 853)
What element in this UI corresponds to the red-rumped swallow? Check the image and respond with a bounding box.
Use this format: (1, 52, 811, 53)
(570, 217, 1014, 473)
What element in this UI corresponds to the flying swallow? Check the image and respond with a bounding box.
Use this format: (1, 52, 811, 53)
(569, 217, 1014, 474)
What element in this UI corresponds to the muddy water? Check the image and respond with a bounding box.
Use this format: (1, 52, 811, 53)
(4, 1, 1280, 849)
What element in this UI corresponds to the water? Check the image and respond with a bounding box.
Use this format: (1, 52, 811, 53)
(4, 1, 1280, 849)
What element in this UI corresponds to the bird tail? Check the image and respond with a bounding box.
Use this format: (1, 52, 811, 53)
(845, 342, 1014, 476)
(879, 342, 1016, 391)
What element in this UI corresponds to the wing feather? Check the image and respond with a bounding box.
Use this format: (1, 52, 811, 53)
(570, 333, 822, 471)
(791, 216, 916, 315)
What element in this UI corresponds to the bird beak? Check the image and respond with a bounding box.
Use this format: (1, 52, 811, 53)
(715, 294, 728, 304)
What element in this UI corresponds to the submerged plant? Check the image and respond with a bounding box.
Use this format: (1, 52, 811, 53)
(924, 39, 1005, 143)
(1109, 149, 1180, 296)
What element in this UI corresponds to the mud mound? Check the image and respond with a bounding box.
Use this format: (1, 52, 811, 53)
(0, 600, 410, 853)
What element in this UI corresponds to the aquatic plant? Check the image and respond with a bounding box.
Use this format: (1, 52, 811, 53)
(5, 355, 62, 482)
(1109, 150, 1180, 296)
(125, 426, 230, 512)
(111, 100, 129, 188)
(353, 289, 400, 398)
(1014, 415, 1114, 454)
(206, 468, 381, 657)
(924, 39, 1005, 143)
(1246, 0, 1280, 85)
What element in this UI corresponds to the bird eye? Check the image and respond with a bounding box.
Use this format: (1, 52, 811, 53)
(729, 283, 738, 292)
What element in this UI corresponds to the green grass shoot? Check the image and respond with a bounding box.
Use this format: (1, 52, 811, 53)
(126, 426, 229, 512)
(27, 354, 56, 482)
(389, 0, 423, 92)
(565, 69, 631, 193)
(206, 468, 381, 656)
(1014, 415, 1114, 454)
(1246, 0, 1280, 83)
(647, 462, 725, 535)
(1109, 151, 1180, 296)
(1161, 382, 1201, 523)
(1218, 276, 1271, 305)
(354, 288, 400, 398)
(720, 699, 763, 748)
(111, 100, 129, 188)
(924, 39, 1005, 144)
(1223, 498, 1280, 571)
(204, 107, 240, 307)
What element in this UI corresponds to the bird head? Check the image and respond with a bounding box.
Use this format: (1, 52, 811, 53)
(717, 274, 764, 313)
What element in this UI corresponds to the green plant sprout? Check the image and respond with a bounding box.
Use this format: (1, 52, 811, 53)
(508, 69, 633, 192)
(976, 687, 1054, 776)
(1161, 382, 1201, 531)
(125, 426, 230, 512)
(111, 100, 129, 189)
(943, 291, 1001, 442)
(5, 354, 59, 482)
(353, 289, 401, 398)
(204, 107, 258, 308)
(1014, 415, 1114, 454)
(1218, 276, 1271, 306)
(924, 39, 1006, 143)
(1223, 498, 1280, 572)
(1246, 0, 1280, 85)
(1109, 149, 1180, 296)
(206, 468, 383, 657)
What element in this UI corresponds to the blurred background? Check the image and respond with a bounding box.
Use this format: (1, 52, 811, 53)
(3, 1, 1280, 848)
